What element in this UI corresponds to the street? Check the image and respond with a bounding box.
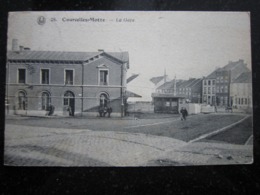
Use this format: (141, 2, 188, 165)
(4, 113, 253, 166)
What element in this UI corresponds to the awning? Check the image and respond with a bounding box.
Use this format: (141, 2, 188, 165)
(126, 90, 142, 98)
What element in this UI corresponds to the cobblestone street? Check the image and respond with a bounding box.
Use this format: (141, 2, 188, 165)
(4, 113, 253, 166)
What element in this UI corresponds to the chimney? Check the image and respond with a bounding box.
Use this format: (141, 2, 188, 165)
(19, 46, 24, 51)
(98, 49, 104, 52)
(12, 39, 19, 51)
(24, 47, 30, 51)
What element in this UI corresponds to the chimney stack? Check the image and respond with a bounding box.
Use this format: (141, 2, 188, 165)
(19, 46, 24, 51)
(12, 39, 19, 51)
(98, 49, 104, 52)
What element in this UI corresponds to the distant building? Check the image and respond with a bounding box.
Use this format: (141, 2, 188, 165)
(152, 76, 202, 113)
(230, 72, 252, 111)
(176, 78, 202, 103)
(6, 40, 129, 117)
(203, 60, 250, 106)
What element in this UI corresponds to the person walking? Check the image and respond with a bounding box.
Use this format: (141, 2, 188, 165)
(180, 107, 188, 121)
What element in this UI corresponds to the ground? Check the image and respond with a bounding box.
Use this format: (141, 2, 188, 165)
(4, 113, 253, 166)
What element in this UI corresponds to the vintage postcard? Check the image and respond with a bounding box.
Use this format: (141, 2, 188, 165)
(4, 11, 253, 166)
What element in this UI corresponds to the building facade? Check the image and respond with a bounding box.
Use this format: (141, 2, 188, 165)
(230, 72, 252, 111)
(176, 78, 202, 103)
(203, 60, 249, 106)
(6, 46, 129, 117)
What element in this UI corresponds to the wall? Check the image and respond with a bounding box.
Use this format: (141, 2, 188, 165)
(127, 101, 154, 113)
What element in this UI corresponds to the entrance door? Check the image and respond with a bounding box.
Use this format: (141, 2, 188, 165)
(64, 91, 75, 116)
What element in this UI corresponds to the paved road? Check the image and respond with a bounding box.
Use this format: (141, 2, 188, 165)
(6, 113, 248, 142)
(4, 113, 253, 166)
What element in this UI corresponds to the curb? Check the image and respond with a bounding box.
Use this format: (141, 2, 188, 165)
(188, 115, 251, 143)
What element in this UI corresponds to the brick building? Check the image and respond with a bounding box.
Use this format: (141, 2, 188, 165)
(202, 60, 249, 106)
(6, 42, 129, 117)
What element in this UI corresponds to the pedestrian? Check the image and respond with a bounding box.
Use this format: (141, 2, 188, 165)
(47, 104, 55, 116)
(107, 106, 112, 117)
(180, 107, 188, 121)
(103, 106, 107, 117)
(214, 105, 217, 113)
(68, 105, 72, 116)
(98, 106, 103, 117)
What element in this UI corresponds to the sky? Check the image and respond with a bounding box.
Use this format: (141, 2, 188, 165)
(7, 11, 251, 101)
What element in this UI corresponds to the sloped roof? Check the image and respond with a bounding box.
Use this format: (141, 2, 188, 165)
(126, 90, 142, 98)
(206, 68, 220, 79)
(157, 80, 174, 89)
(232, 72, 252, 83)
(150, 76, 165, 85)
(206, 60, 247, 79)
(178, 78, 197, 88)
(7, 50, 129, 63)
(127, 74, 139, 84)
(222, 60, 245, 71)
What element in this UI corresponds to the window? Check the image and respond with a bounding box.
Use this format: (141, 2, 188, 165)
(245, 98, 247, 105)
(208, 87, 211, 94)
(204, 80, 207, 85)
(212, 87, 215, 94)
(18, 69, 26, 83)
(64, 91, 74, 106)
(224, 97, 228, 104)
(224, 86, 228, 93)
(216, 87, 219, 93)
(238, 98, 240, 105)
(220, 76, 224, 83)
(41, 69, 49, 84)
(220, 86, 224, 93)
(41, 92, 50, 110)
(100, 93, 109, 107)
(99, 70, 108, 85)
(65, 70, 74, 85)
(208, 80, 211, 85)
(204, 87, 206, 94)
(241, 98, 244, 105)
(18, 91, 27, 110)
(212, 80, 215, 85)
(220, 96, 223, 104)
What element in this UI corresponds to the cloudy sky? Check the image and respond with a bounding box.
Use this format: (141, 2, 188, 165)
(7, 11, 251, 101)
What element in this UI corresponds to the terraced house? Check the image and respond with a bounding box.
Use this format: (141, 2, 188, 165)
(203, 59, 249, 106)
(6, 40, 129, 117)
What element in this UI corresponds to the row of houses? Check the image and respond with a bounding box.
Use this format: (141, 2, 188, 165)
(5, 39, 130, 117)
(150, 60, 252, 113)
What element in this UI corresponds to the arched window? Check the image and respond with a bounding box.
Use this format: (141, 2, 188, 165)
(18, 91, 27, 110)
(64, 91, 74, 106)
(99, 93, 109, 107)
(42, 92, 50, 110)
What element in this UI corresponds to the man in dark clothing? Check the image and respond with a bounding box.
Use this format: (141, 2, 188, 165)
(107, 106, 112, 117)
(180, 107, 188, 121)
(48, 104, 55, 116)
(98, 106, 103, 117)
(103, 106, 107, 117)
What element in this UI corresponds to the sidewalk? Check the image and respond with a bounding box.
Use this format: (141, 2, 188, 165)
(4, 124, 253, 166)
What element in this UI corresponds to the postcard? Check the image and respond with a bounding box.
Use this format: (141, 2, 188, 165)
(5, 11, 253, 166)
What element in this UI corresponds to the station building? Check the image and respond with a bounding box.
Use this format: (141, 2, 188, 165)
(6, 41, 129, 117)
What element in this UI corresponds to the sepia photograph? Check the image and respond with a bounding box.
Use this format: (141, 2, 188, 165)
(4, 11, 253, 166)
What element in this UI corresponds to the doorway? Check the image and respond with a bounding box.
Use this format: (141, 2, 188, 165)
(64, 91, 75, 116)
